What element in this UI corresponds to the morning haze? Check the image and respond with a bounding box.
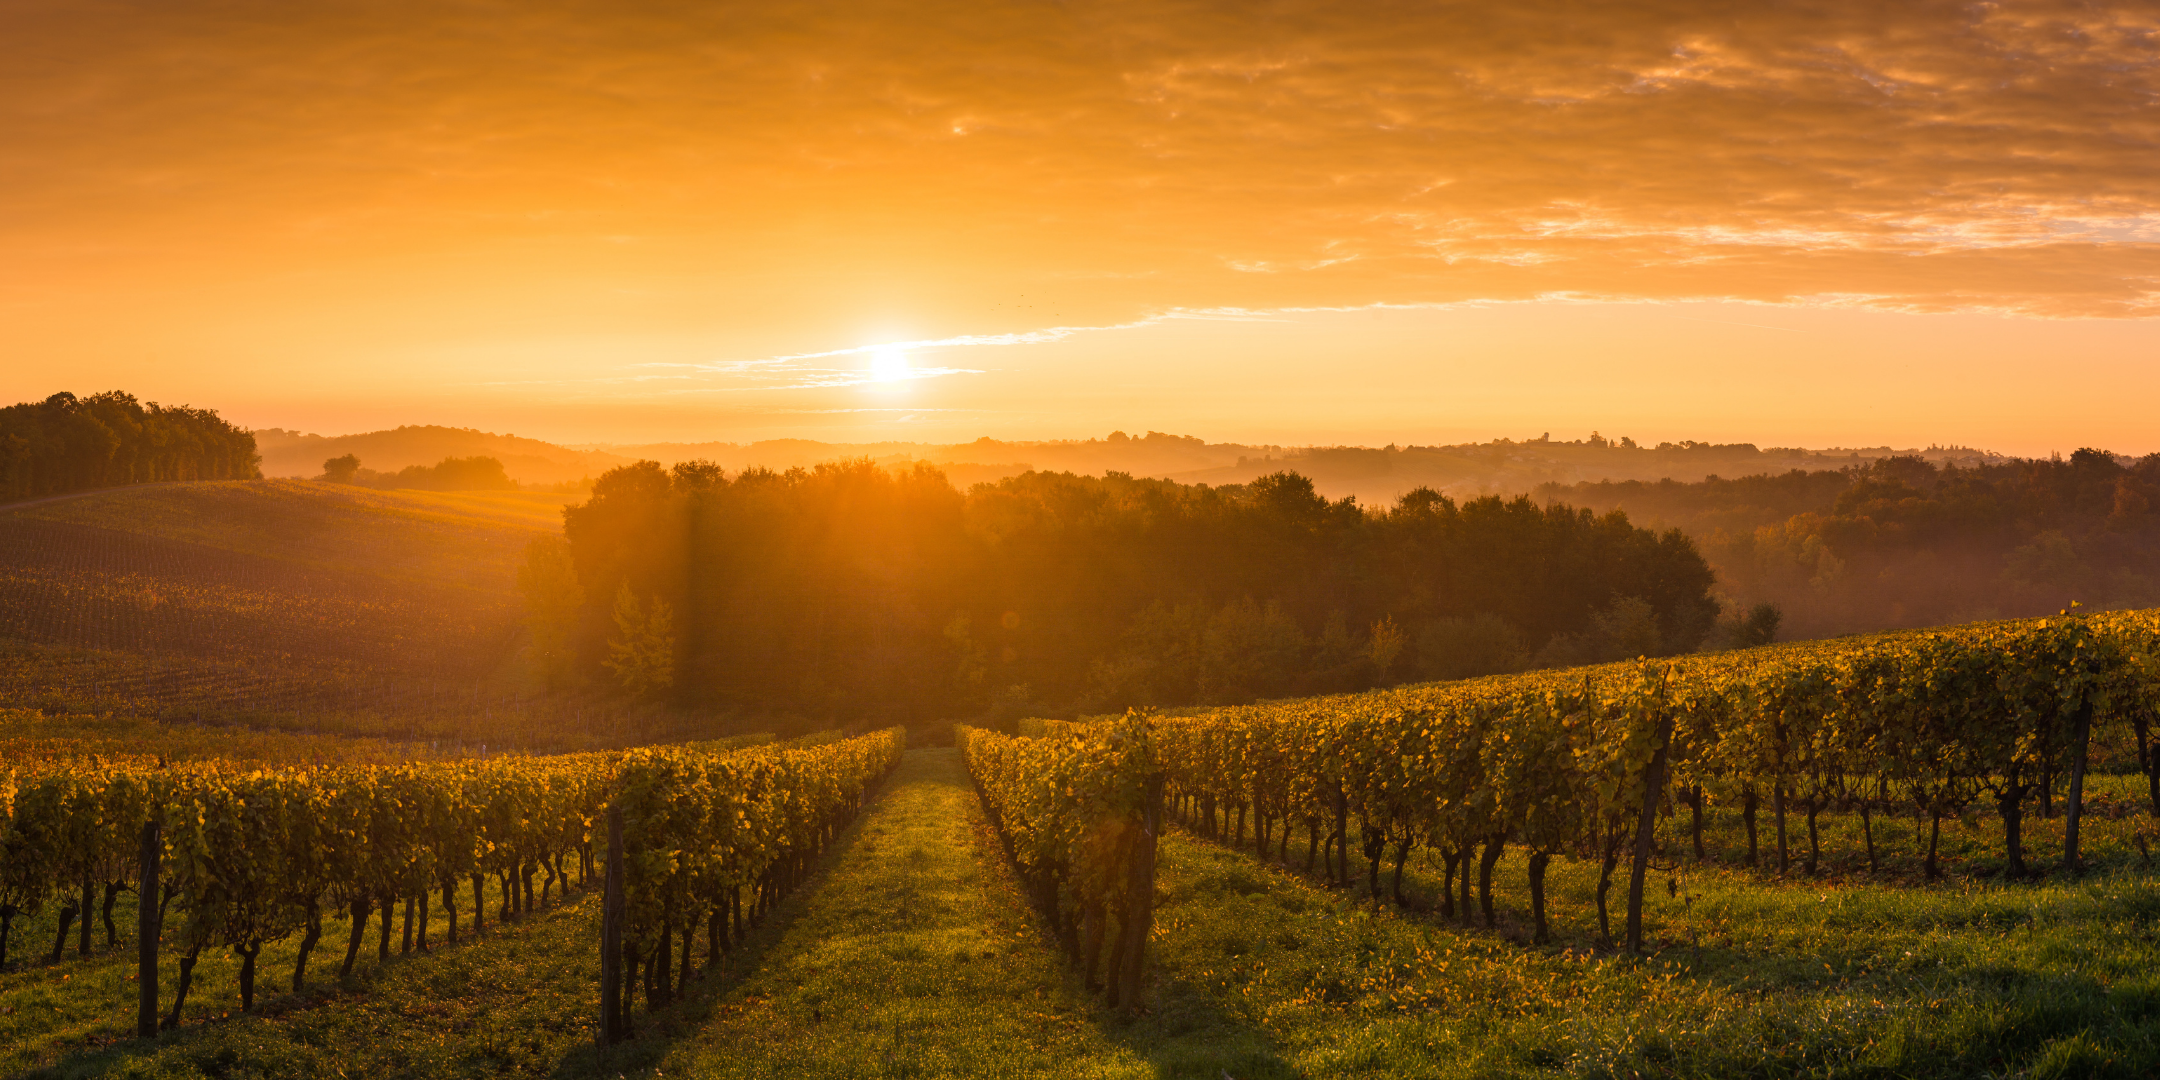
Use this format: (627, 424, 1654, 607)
(3, 2, 2158, 1078)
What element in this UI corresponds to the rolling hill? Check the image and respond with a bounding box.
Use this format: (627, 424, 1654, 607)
(0, 479, 678, 749)
(256, 423, 1999, 507)
(0, 480, 560, 673)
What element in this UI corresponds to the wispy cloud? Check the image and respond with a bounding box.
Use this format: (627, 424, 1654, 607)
(626, 309, 1301, 391)
(658, 366, 985, 393)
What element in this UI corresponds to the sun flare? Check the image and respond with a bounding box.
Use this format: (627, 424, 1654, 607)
(870, 346, 911, 383)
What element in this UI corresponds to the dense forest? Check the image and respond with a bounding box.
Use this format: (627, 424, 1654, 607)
(0, 391, 261, 502)
(1543, 449, 2160, 638)
(538, 460, 1721, 719)
(319, 452, 520, 491)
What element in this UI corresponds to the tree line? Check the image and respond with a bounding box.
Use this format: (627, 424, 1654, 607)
(319, 453, 518, 491)
(0, 392, 260, 502)
(532, 459, 1724, 720)
(1545, 448, 2160, 639)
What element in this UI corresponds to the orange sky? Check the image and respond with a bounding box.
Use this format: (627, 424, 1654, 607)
(5, 0, 2158, 456)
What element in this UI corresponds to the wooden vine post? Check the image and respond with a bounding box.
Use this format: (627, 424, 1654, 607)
(1117, 773, 1164, 1013)
(1625, 712, 1675, 955)
(598, 803, 625, 1047)
(136, 818, 159, 1038)
(2063, 697, 2094, 872)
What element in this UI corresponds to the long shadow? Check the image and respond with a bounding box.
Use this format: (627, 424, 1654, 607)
(548, 762, 909, 1078)
(956, 776, 1301, 1080)
(1168, 816, 2160, 1010)
(1168, 818, 1806, 984)
(20, 874, 606, 1080)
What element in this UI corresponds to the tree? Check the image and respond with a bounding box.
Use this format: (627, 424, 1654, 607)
(518, 536, 586, 691)
(943, 613, 990, 702)
(321, 454, 361, 484)
(1735, 603, 1782, 647)
(1416, 614, 1528, 681)
(0, 390, 258, 499)
(1199, 598, 1306, 703)
(558, 459, 1724, 716)
(392, 456, 515, 491)
(1367, 616, 1406, 679)
(604, 583, 675, 700)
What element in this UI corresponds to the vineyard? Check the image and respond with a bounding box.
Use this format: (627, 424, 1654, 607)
(1129, 607, 2160, 944)
(0, 706, 535, 767)
(933, 608, 2160, 1077)
(0, 481, 710, 750)
(3, 607, 2159, 1077)
(0, 639, 708, 752)
(0, 516, 514, 673)
(0, 725, 902, 1056)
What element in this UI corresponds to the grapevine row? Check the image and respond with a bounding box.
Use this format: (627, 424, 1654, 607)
(601, 728, 903, 1033)
(1132, 608, 2160, 949)
(958, 714, 1159, 1008)
(0, 727, 904, 1034)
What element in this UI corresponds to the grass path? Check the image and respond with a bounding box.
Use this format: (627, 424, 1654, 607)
(648, 747, 1216, 1079)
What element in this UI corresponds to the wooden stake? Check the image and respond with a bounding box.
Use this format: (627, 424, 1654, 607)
(599, 803, 625, 1047)
(1117, 774, 1163, 1012)
(136, 819, 159, 1038)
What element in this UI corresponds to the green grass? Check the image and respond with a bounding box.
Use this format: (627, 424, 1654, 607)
(3, 749, 1292, 1080)
(1147, 818, 2160, 1078)
(1, 867, 615, 1079)
(642, 747, 1175, 1078)
(8, 749, 2159, 1078)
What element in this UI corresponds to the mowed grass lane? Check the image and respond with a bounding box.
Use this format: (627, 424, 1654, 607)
(649, 747, 1286, 1080)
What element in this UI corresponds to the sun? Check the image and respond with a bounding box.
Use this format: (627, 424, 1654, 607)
(870, 346, 910, 383)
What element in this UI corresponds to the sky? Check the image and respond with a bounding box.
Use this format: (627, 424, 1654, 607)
(5, 0, 2159, 455)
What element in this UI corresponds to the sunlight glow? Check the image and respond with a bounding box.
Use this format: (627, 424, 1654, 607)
(870, 346, 911, 383)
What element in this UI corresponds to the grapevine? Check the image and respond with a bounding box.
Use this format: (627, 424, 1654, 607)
(959, 711, 1159, 1007)
(0, 726, 906, 1032)
(1128, 608, 2160, 951)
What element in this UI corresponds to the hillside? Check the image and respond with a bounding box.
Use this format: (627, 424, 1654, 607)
(254, 426, 628, 486)
(1, 480, 562, 662)
(0, 480, 673, 748)
(254, 423, 1999, 504)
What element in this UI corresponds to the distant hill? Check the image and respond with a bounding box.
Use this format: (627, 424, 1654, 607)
(258, 423, 2003, 505)
(254, 426, 631, 485)
(583, 432, 2003, 504)
(0, 480, 561, 677)
(1540, 449, 2160, 639)
(0, 480, 672, 750)
(1147, 437, 2002, 507)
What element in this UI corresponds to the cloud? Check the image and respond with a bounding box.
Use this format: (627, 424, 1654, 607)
(663, 366, 985, 393)
(617, 307, 1306, 391)
(4, 0, 2159, 325)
